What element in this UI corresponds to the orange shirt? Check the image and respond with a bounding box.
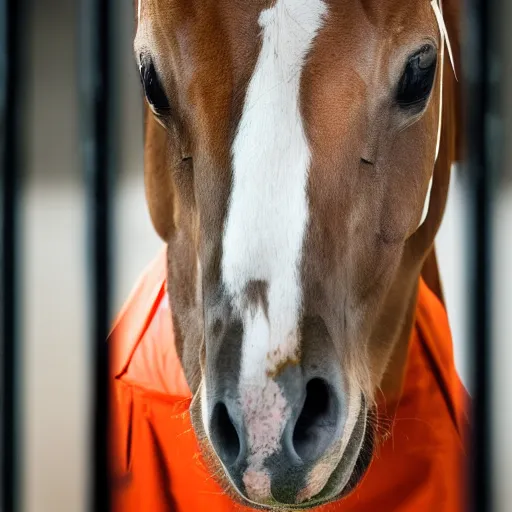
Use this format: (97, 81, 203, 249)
(109, 247, 469, 511)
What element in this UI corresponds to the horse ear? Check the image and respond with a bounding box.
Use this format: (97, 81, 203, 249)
(143, 102, 177, 241)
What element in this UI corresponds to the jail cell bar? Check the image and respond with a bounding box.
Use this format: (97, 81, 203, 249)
(1, 0, 23, 510)
(80, 0, 119, 509)
(463, 0, 500, 511)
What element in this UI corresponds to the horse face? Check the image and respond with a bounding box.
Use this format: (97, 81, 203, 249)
(135, 0, 450, 507)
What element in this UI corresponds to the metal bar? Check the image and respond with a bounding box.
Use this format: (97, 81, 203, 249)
(80, 0, 117, 510)
(0, 0, 23, 509)
(463, 0, 500, 510)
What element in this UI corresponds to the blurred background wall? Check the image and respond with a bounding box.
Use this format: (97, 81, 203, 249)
(18, 0, 511, 511)
(21, 1, 160, 511)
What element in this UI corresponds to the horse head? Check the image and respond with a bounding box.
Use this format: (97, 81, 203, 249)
(134, 0, 460, 507)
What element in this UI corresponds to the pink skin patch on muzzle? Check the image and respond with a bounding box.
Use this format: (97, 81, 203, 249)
(243, 468, 272, 502)
(241, 378, 291, 464)
(240, 378, 291, 500)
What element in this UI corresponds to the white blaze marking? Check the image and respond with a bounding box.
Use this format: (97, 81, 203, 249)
(222, 0, 327, 386)
(220, 0, 327, 474)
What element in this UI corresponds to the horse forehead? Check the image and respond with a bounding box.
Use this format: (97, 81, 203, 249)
(136, 0, 436, 159)
(138, 0, 429, 53)
(136, 0, 429, 99)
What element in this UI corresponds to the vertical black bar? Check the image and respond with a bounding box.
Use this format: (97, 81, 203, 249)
(0, 0, 22, 510)
(80, 0, 116, 510)
(463, 0, 499, 510)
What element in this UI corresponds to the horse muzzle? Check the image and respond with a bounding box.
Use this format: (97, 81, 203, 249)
(201, 362, 370, 507)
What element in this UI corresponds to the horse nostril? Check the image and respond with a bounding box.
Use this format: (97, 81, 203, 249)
(292, 378, 338, 461)
(210, 402, 241, 467)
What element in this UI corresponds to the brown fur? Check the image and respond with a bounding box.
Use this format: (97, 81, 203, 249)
(134, 0, 461, 507)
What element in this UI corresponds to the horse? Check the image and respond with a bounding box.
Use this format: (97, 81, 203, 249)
(125, 0, 464, 508)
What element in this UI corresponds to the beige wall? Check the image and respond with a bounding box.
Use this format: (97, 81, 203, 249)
(19, 1, 511, 511)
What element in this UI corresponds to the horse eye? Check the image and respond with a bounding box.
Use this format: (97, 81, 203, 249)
(139, 55, 170, 113)
(396, 44, 437, 110)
